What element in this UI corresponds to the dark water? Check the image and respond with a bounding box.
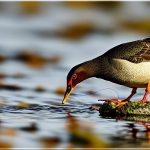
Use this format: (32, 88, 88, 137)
(0, 2, 150, 149)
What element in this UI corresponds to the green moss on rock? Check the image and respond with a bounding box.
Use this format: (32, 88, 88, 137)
(99, 101, 150, 117)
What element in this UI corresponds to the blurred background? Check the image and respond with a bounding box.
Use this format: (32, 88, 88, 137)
(0, 1, 150, 149)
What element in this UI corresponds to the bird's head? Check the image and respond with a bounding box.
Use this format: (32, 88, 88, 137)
(62, 63, 92, 104)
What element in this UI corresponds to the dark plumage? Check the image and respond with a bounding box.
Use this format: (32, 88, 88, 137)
(104, 38, 150, 63)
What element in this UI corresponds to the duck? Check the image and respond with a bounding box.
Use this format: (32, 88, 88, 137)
(62, 38, 150, 106)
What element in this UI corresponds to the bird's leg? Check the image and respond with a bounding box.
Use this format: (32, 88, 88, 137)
(140, 82, 150, 102)
(116, 88, 137, 108)
(122, 87, 137, 102)
(99, 88, 137, 107)
(140, 89, 149, 102)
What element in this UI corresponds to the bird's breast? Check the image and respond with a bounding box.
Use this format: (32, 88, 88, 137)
(103, 58, 150, 88)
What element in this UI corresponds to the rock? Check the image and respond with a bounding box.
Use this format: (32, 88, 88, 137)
(99, 101, 150, 118)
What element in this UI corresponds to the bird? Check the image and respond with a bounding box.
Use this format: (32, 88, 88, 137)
(62, 38, 150, 107)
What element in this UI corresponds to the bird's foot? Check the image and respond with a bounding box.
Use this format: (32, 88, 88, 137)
(115, 101, 128, 108)
(98, 98, 120, 103)
(115, 97, 132, 108)
(139, 98, 148, 103)
(98, 98, 129, 108)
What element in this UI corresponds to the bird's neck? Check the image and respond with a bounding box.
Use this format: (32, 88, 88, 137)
(94, 56, 109, 78)
(82, 56, 108, 79)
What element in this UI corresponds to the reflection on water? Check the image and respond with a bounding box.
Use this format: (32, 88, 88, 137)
(0, 2, 150, 149)
(111, 122, 150, 148)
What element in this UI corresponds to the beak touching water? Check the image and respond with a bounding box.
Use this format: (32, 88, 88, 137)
(62, 81, 74, 104)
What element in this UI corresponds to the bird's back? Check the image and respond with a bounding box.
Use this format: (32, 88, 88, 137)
(103, 38, 150, 63)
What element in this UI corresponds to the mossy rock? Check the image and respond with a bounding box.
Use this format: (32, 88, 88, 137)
(123, 115, 150, 123)
(99, 101, 150, 119)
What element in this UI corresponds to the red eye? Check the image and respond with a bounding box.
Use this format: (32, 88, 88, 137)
(72, 74, 77, 80)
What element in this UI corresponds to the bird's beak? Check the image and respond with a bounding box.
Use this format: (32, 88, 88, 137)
(62, 84, 74, 104)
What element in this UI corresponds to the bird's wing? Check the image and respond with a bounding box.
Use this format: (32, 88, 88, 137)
(104, 38, 150, 63)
